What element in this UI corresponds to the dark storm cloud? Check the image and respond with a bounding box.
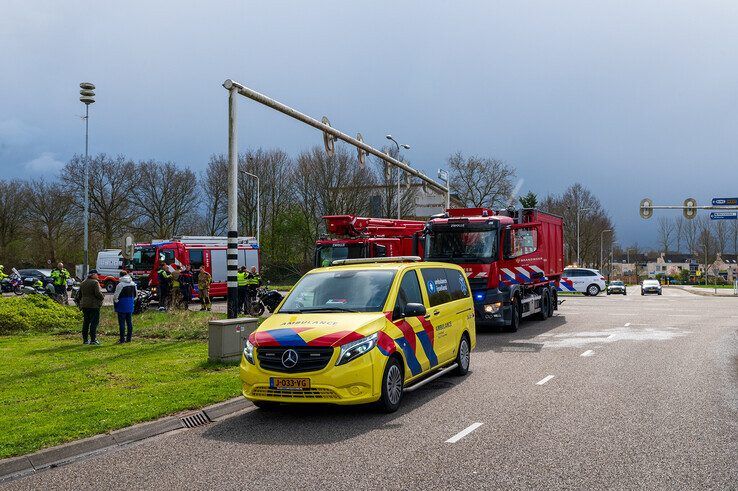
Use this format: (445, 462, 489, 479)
(2, 0, 737, 246)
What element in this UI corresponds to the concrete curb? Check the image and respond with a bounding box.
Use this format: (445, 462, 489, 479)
(671, 285, 737, 297)
(0, 396, 251, 484)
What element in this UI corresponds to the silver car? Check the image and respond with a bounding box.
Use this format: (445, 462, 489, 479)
(641, 279, 662, 295)
(607, 280, 627, 295)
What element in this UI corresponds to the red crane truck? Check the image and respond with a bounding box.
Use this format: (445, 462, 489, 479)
(424, 208, 564, 331)
(126, 236, 259, 299)
(314, 215, 426, 267)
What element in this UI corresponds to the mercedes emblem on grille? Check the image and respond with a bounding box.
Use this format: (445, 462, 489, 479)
(281, 349, 299, 368)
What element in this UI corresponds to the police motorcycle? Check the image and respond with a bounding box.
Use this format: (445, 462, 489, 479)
(246, 282, 284, 317)
(21, 276, 66, 304)
(0, 272, 23, 295)
(133, 289, 153, 314)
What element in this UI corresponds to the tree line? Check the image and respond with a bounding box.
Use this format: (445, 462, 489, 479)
(0, 146, 616, 279)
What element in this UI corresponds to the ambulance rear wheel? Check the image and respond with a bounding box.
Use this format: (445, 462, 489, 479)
(379, 357, 404, 413)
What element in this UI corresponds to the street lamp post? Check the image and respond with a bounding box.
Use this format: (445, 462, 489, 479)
(242, 170, 260, 244)
(437, 169, 450, 209)
(79, 83, 95, 277)
(600, 229, 612, 273)
(385, 135, 410, 219)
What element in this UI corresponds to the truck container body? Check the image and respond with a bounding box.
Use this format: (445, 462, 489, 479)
(424, 208, 564, 330)
(314, 215, 426, 267)
(125, 236, 259, 298)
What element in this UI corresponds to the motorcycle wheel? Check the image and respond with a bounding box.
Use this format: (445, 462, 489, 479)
(13, 285, 23, 295)
(247, 301, 265, 317)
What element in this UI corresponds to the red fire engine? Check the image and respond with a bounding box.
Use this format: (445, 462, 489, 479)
(314, 215, 426, 267)
(126, 236, 259, 298)
(424, 208, 564, 331)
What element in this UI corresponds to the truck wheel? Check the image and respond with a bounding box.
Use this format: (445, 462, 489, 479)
(105, 281, 116, 293)
(536, 290, 550, 320)
(453, 334, 471, 376)
(508, 297, 520, 332)
(378, 357, 404, 413)
(586, 284, 600, 296)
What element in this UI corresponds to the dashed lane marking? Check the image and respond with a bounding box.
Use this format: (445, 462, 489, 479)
(446, 423, 483, 443)
(580, 350, 595, 357)
(624, 322, 631, 327)
(536, 375, 555, 385)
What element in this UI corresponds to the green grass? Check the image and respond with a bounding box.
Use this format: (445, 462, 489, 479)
(0, 334, 241, 459)
(691, 284, 735, 289)
(269, 284, 294, 291)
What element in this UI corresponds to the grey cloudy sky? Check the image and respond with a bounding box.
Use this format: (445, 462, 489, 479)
(2, 0, 737, 247)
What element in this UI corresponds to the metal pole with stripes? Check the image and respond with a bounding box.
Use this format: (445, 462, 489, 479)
(226, 86, 239, 319)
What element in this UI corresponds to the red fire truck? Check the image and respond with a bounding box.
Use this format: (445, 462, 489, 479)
(424, 208, 564, 331)
(126, 236, 259, 298)
(314, 215, 426, 267)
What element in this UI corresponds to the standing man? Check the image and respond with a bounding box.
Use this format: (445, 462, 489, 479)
(79, 269, 104, 345)
(113, 270, 137, 343)
(245, 266, 261, 314)
(50, 262, 70, 302)
(180, 265, 193, 310)
(157, 262, 171, 311)
(170, 264, 182, 309)
(237, 266, 248, 314)
(197, 268, 213, 311)
(0, 264, 7, 282)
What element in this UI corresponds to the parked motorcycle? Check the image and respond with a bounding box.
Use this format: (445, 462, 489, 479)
(22, 278, 66, 304)
(246, 284, 284, 317)
(134, 289, 153, 314)
(0, 273, 23, 295)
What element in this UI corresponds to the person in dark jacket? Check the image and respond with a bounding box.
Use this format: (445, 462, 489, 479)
(113, 270, 137, 343)
(179, 265, 193, 310)
(157, 263, 171, 311)
(79, 270, 105, 345)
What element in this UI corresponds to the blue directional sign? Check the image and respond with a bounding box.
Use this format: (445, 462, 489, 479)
(710, 211, 738, 220)
(712, 197, 738, 206)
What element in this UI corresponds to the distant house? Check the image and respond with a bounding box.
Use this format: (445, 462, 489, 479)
(709, 253, 738, 281)
(649, 253, 698, 277)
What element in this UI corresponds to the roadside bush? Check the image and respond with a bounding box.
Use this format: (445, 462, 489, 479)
(0, 296, 82, 335)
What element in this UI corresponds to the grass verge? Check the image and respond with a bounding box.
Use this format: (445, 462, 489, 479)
(0, 334, 240, 459)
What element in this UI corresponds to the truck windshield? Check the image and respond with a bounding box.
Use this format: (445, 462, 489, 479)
(315, 243, 366, 267)
(426, 229, 498, 263)
(129, 246, 156, 271)
(279, 270, 396, 313)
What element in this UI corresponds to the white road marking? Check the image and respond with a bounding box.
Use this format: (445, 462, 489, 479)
(536, 375, 555, 385)
(624, 322, 631, 327)
(611, 313, 635, 316)
(446, 423, 483, 443)
(580, 350, 595, 357)
(668, 314, 699, 317)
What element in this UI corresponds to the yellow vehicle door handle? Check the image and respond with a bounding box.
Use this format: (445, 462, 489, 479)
(433, 310, 440, 316)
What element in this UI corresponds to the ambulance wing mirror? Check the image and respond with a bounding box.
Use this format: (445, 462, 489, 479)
(403, 303, 426, 318)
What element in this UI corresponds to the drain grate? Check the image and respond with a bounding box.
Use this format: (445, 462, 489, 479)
(181, 411, 211, 429)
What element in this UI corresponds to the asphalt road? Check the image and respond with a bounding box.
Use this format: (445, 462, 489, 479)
(4, 287, 737, 490)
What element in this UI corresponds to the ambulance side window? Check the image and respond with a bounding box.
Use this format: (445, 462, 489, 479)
(393, 270, 423, 319)
(420, 268, 453, 307)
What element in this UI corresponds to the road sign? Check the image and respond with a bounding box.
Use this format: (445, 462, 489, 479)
(710, 211, 738, 220)
(639, 198, 653, 219)
(712, 197, 738, 206)
(683, 197, 697, 219)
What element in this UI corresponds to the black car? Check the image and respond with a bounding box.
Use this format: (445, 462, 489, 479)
(17, 269, 54, 286)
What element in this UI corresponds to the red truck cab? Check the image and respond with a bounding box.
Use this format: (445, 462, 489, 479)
(314, 215, 426, 267)
(425, 208, 564, 330)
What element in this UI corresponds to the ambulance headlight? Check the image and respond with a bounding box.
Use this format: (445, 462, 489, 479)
(484, 302, 503, 313)
(243, 339, 255, 364)
(336, 333, 378, 366)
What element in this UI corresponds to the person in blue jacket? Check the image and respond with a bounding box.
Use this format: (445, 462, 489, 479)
(113, 270, 138, 343)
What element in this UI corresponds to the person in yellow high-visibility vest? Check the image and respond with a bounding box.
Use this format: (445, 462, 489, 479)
(237, 267, 248, 314)
(245, 266, 261, 314)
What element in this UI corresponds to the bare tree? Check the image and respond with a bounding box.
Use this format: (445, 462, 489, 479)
(696, 216, 716, 268)
(0, 180, 28, 264)
(656, 216, 674, 254)
(731, 220, 738, 256)
(24, 180, 78, 263)
(448, 152, 516, 208)
(674, 217, 685, 253)
(714, 220, 729, 256)
(129, 161, 197, 240)
(200, 155, 228, 236)
(61, 154, 136, 248)
(373, 147, 419, 218)
(540, 183, 614, 266)
(683, 218, 698, 256)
